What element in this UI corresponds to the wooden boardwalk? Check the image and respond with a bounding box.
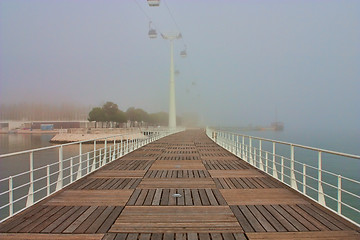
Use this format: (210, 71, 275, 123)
(0, 129, 359, 240)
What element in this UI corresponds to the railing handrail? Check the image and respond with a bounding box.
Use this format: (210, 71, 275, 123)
(206, 127, 360, 227)
(0, 127, 184, 222)
(0, 128, 171, 158)
(216, 129, 360, 159)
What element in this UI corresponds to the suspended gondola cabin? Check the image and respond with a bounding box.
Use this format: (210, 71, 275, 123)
(148, 0, 160, 7)
(148, 21, 157, 38)
(180, 49, 187, 57)
(180, 45, 187, 57)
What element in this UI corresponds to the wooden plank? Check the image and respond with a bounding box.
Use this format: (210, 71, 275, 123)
(45, 190, 133, 206)
(233, 233, 247, 240)
(139, 233, 151, 240)
(208, 170, 265, 178)
(281, 205, 319, 231)
(212, 188, 228, 205)
(86, 206, 115, 233)
(169, 189, 177, 206)
(144, 189, 156, 205)
(96, 206, 124, 233)
(220, 189, 309, 205)
(90, 170, 146, 178)
(254, 205, 286, 232)
(198, 189, 210, 205)
(150, 160, 206, 170)
(271, 205, 308, 232)
(74, 206, 106, 233)
(138, 178, 216, 189)
(18, 206, 64, 233)
(246, 231, 360, 239)
(184, 189, 193, 206)
(191, 189, 202, 206)
(177, 189, 185, 206)
(0, 233, 104, 240)
(135, 189, 148, 206)
(126, 189, 141, 205)
(297, 204, 342, 231)
(152, 189, 162, 206)
(205, 189, 219, 205)
(262, 205, 298, 232)
(288, 204, 329, 231)
(247, 205, 276, 232)
(60, 206, 97, 233)
(238, 205, 265, 232)
(8, 206, 57, 232)
(0, 205, 47, 232)
(110, 206, 242, 233)
(43, 206, 87, 233)
(160, 189, 170, 206)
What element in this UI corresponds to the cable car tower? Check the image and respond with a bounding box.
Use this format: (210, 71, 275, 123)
(161, 32, 182, 129)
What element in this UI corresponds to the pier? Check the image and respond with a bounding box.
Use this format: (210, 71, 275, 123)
(0, 129, 359, 239)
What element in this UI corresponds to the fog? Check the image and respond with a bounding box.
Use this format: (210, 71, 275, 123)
(0, 0, 359, 132)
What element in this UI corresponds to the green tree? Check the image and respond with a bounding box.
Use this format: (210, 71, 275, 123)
(88, 107, 105, 122)
(114, 110, 127, 123)
(103, 102, 120, 122)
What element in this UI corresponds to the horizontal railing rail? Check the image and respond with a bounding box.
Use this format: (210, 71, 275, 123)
(0, 127, 184, 222)
(206, 127, 360, 227)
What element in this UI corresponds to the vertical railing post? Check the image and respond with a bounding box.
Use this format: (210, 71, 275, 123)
(46, 165, 50, 196)
(86, 152, 90, 175)
(318, 151, 325, 205)
(337, 175, 342, 214)
(242, 136, 245, 159)
(104, 139, 107, 164)
(92, 141, 97, 172)
(259, 140, 264, 171)
(231, 134, 234, 153)
(254, 147, 257, 167)
(26, 151, 34, 206)
(99, 148, 103, 167)
(56, 146, 63, 191)
(70, 157, 73, 183)
(290, 145, 297, 190)
(113, 139, 116, 161)
(9, 176, 13, 217)
(236, 135, 239, 156)
(77, 142, 82, 180)
(265, 152, 268, 173)
(109, 146, 112, 164)
(249, 137, 252, 165)
(126, 139, 129, 154)
(120, 137, 123, 156)
(272, 142, 278, 179)
(303, 164, 306, 195)
(281, 156, 284, 181)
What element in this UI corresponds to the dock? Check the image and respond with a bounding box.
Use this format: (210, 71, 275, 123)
(0, 129, 359, 240)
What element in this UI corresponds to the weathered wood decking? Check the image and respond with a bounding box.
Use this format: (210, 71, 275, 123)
(0, 129, 359, 240)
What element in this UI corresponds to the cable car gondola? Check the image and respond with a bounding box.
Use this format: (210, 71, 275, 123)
(147, 0, 160, 7)
(148, 21, 157, 39)
(180, 45, 187, 57)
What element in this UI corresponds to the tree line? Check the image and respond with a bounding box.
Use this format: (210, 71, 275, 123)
(88, 102, 175, 126)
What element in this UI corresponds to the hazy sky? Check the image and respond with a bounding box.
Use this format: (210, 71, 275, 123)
(0, 0, 359, 132)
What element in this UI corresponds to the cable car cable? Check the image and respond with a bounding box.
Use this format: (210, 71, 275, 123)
(132, 0, 161, 33)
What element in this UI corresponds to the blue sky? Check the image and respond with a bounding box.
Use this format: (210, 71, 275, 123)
(0, 0, 359, 132)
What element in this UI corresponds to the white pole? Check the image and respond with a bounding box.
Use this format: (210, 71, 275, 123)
(169, 39, 176, 129)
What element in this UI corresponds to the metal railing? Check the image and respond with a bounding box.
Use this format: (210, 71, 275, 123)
(0, 128, 183, 222)
(206, 127, 360, 226)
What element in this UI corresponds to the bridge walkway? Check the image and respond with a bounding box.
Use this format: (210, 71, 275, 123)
(0, 129, 359, 239)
